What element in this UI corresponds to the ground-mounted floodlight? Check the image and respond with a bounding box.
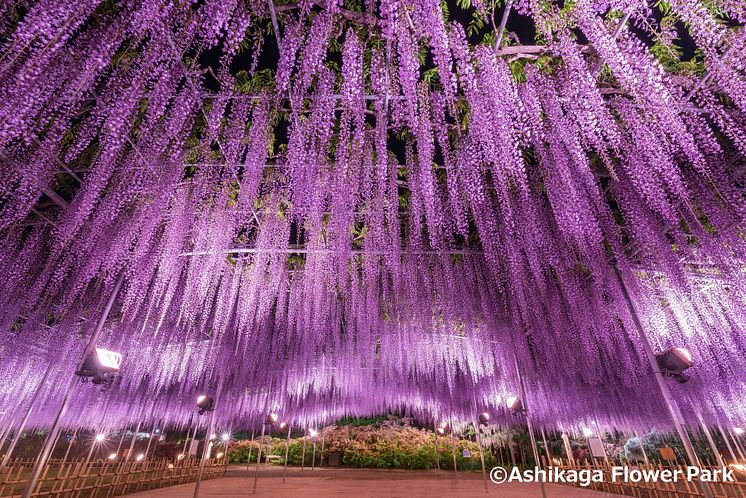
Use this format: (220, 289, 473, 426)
(108, 453, 117, 460)
(478, 412, 490, 425)
(266, 413, 279, 425)
(506, 396, 525, 416)
(216, 452, 224, 459)
(76, 348, 122, 386)
(136, 454, 144, 461)
(196, 394, 215, 415)
(655, 347, 694, 383)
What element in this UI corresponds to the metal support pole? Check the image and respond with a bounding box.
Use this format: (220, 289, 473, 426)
(473, 416, 489, 494)
(115, 428, 127, 457)
(540, 427, 551, 464)
(311, 438, 317, 470)
(717, 425, 737, 462)
(634, 431, 649, 465)
(183, 419, 195, 457)
(246, 429, 255, 471)
(22, 272, 124, 498)
(61, 429, 79, 464)
(319, 435, 324, 468)
(434, 431, 440, 470)
(514, 352, 546, 498)
(613, 265, 714, 498)
(728, 429, 746, 461)
(252, 423, 267, 494)
(301, 435, 307, 471)
(126, 420, 142, 462)
(193, 386, 221, 498)
(450, 417, 458, 474)
(562, 433, 574, 465)
(282, 425, 292, 483)
(696, 412, 724, 467)
(143, 424, 157, 460)
(0, 364, 53, 470)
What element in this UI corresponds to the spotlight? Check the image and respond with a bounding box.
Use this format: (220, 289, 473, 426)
(196, 394, 215, 415)
(734, 428, 744, 435)
(479, 412, 490, 424)
(506, 396, 525, 416)
(436, 428, 445, 435)
(168, 464, 175, 469)
(216, 452, 224, 459)
(582, 427, 594, 437)
(308, 428, 318, 438)
(177, 454, 185, 461)
(279, 422, 288, 430)
(108, 453, 117, 460)
(95, 434, 106, 442)
(221, 433, 230, 442)
(266, 413, 279, 425)
(136, 454, 144, 461)
(655, 347, 693, 383)
(76, 348, 122, 386)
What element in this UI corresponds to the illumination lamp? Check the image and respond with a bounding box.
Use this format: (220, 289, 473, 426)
(478, 412, 490, 425)
(266, 413, 279, 425)
(734, 428, 744, 436)
(655, 348, 694, 383)
(196, 394, 215, 415)
(308, 428, 318, 438)
(95, 433, 106, 442)
(506, 396, 525, 416)
(75, 347, 122, 386)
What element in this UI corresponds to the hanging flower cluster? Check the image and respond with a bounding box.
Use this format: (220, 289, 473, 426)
(0, 0, 743, 433)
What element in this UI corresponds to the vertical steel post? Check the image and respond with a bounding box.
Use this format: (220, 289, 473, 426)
(696, 411, 724, 467)
(473, 415, 488, 494)
(282, 425, 292, 483)
(22, 272, 124, 498)
(301, 435, 307, 471)
(613, 265, 714, 498)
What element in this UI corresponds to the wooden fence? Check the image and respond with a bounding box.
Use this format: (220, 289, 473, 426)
(0, 457, 226, 497)
(544, 457, 746, 498)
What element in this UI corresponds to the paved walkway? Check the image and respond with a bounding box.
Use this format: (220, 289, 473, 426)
(125, 465, 626, 497)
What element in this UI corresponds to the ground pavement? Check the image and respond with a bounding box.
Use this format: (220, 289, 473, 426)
(124, 465, 626, 497)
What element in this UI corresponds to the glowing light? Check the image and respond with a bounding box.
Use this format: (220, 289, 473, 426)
(221, 433, 230, 441)
(197, 395, 206, 404)
(506, 397, 519, 409)
(94, 348, 122, 370)
(216, 452, 224, 458)
(279, 422, 287, 429)
(108, 453, 117, 460)
(436, 428, 445, 435)
(95, 434, 106, 442)
(582, 427, 594, 437)
(268, 413, 279, 423)
(177, 454, 185, 461)
(136, 454, 144, 461)
(168, 464, 174, 469)
(309, 428, 318, 437)
(675, 348, 692, 363)
(734, 427, 744, 435)
(210, 434, 217, 440)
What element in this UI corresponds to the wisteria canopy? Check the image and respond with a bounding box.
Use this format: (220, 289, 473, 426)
(0, 0, 744, 436)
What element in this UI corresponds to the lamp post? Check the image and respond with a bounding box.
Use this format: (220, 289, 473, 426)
(21, 272, 124, 498)
(282, 424, 291, 483)
(473, 410, 489, 494)
(253, 411, 278, 494)
(695, 411, 724, 467)
(193, 379, 223, 498)
(613, 264, 714, 498)
(301, 432, 307, 471)
(310, 429, 318, 471)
